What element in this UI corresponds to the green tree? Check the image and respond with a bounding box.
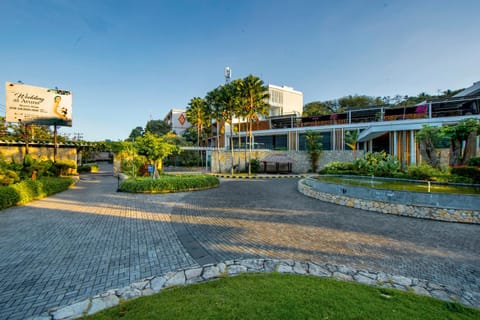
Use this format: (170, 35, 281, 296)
(442, 118, 480, 166)
(338, 95, 379, 111)
(128, 126, 144, 141)
(305, 131, 323, 172)
(205, 87, 224, 149)
(186, 97, 210, 148)
(145, 119, 170, 136)
(345, 129, 359, 158)
(303, 101, 335, 116)
(135, 132, 179, 174)
(416, 125, 442, 168)
(237, 75, 270, 174)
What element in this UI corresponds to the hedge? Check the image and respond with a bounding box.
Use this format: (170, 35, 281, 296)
(119, 174, 219, 193)
(78, 164, 99, 173)
(0, 177, 75, 210)
(450, 166, 480, 184)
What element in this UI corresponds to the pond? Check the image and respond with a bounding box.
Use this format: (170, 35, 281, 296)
(314, 175, 480, 195)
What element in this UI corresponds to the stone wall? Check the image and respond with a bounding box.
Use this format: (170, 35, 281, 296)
(211, 150, 364, 174)
(298, 178, 480, 224)
(0, 144, 77, 163)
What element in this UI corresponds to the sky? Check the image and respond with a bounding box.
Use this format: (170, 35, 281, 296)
(1, 0, 479, 141)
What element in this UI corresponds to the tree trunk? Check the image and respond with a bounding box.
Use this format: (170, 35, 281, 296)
(419, 139, 440, 168)
(462, 132, 477, 165)
(449, 138, 462, 166)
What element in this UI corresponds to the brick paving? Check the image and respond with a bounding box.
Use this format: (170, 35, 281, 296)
(1, 168, 479, 319)
(172, 178, 480, 306)
(0, 165, 197, 320)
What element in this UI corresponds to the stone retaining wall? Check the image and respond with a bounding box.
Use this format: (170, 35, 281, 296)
(32, 258, 472, 319)
(298, 179, 480, 224)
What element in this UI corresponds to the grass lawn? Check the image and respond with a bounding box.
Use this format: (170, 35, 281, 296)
(86, 273, 479, 320)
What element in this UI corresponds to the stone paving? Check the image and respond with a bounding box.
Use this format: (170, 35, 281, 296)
(171, 178, 480, 307)
(0, 165, 197, 320)
(0, 167, 479, 319)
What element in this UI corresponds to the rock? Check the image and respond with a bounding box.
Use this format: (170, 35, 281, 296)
(185, 267, 203, 280)
(277, 263, 294, 274)
(337, 265, 355, 275)
(293, 262, 308, 275)
(391, 275, 412, 287)
(88, 295, 120, 315)
(354, 274, 377, 286)
(131, 280, 149, 290)
(202, 266, 222, 280)
(411, 286, 430, 296)
(227, 264, 248, 275)
(186, 277, 204, 285)
(264, 260, 279, 272)
(431, 290, 453, 302)
(241, 259, 264, 271)
(141, 288, 155, 296)
(165, 271, 186, 287)
(116, 286, 141, 300)
(217, 262, 227, 274)
(151, 276, 167, 292)
(52, 299, 90, 320)
(307, 262, 330, 277)
(333, 272, 352, 281)
(27, 317, 51, 320)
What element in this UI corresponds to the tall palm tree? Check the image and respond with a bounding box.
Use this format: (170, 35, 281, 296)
(205, 87, 224, 149)
(238, 75, 270, 175)
(186, 97, 209, 148)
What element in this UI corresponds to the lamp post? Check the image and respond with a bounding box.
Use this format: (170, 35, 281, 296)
(225, 67, 235, 175)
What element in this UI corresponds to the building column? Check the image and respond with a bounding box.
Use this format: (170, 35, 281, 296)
(410, 131, 416, 165)
(393, 132, 398, 157)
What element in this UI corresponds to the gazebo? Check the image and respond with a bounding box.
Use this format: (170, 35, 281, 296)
(261, 154, 294, 173)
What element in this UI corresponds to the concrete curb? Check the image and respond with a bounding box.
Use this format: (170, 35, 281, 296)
(29, 258, 474, 319)
(212, 174, 306, 179)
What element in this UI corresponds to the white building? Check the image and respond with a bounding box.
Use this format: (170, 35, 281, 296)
(164, 109, 191, 136)
(267, 84, 303, 116)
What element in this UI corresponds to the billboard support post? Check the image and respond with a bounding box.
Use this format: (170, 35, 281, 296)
(54, 124, 58, 163)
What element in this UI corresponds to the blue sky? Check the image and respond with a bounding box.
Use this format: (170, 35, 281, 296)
(1, 0, 479, 141)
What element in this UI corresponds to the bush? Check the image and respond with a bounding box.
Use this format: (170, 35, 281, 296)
(468, 157, 480, 167)
(405, 164, 444, 181)
(51, 160, 77, 176)
(353, 152, 401, 177)
(0, 177, 74, 210)
(119, 174, 219, 193)
(249, 159, 260, 173)
(450, 166, 480, 184)
(78, 164, 99, 173)
(319, 162, 355, 175)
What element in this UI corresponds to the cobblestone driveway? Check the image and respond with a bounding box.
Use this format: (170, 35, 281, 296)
(0, 171, 479, 319)
(0, 169, 197, 320)
(172, 178, 480, 307)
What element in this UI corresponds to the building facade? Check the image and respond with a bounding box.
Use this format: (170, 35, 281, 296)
(164, 109, 191, 136)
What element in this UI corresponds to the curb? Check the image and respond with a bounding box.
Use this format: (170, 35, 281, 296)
(212, 174, 306, 180)
(30, 259, 474, 319)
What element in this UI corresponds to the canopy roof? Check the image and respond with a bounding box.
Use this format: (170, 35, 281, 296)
(261, 154, 294, 164)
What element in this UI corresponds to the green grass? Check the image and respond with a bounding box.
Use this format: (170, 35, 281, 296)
(86, 273, 479, 320)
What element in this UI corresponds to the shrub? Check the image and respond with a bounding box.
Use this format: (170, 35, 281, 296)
(249, 159, 260, 173)
(319, 162, 355, 174)
(119, 174, 219, 193)
(0, 177, 74, 210)
(405, 164, 444, 181)
(51, 160, 77, 176)
(450, 166, 480, 184)
(353, 152, 400, 177)
(468, 157, 480, 167)
(78, 164, 99, 173)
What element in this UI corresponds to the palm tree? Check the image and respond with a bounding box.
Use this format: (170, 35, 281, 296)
(205, 87, 224, 149)
(345, 129, 360, 159)
(186, 97, 209, 166)
(237, 75, 270, 174)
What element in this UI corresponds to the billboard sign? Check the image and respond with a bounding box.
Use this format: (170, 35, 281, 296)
(5, 82, 72, 126)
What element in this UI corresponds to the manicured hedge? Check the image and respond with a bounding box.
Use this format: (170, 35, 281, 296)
(78, 164, 99, 173)
(0, 177, 74, 210)
(119, 174, 219, 193)
(451, 166, 480, 184)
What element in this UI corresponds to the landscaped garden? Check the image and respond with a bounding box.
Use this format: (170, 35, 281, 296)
(0, 154, 75, 210)
(86, 273, 479, 320)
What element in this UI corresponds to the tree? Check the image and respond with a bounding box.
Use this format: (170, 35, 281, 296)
(303, 101, 335, 116)
(186, 97, 210, 148)
(442, 118, 480, 166)
(345, 129, 360, 158)
(145, 119, 170, 136)
(338, 95, 379, 111)
(305, 131, 323, 172)
(135, 132, 179, 174)
(416, 125, 442, 168)
(237, 75, 270, 174)
(205, 87, 224, 149)
(128, 126, 144, 141)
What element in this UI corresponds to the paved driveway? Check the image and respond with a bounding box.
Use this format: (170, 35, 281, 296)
(0, 169, 479, 319)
